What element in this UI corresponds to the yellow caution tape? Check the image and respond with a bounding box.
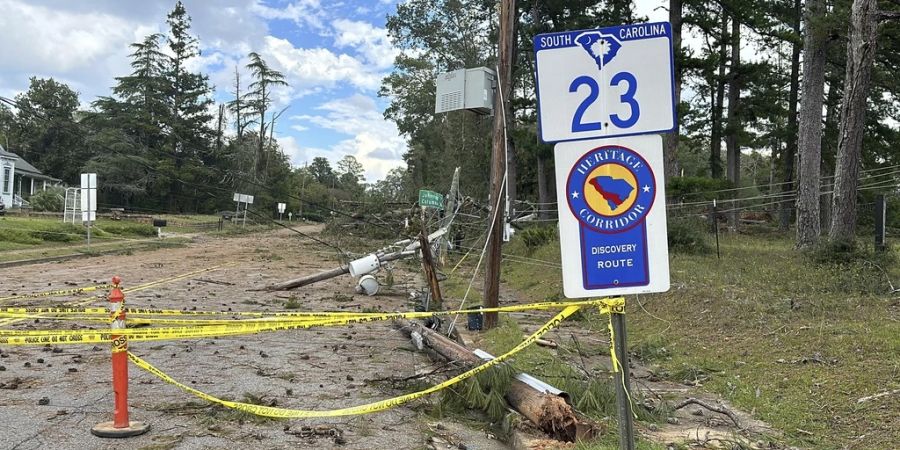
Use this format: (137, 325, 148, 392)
(127, 304, 583, 418)
(2, 298, 624, 319)
(0, 284, 113, 302)
(0, 299, 625, 344)
(0, 263, 234, 328)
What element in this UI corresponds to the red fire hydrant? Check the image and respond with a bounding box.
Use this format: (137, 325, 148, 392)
(91, 276, 150, 438)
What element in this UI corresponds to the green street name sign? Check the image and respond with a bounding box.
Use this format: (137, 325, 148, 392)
(418, 189, 444, 209)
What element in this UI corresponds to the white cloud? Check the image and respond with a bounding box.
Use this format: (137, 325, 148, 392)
(0, 0, 159, 98)
(250, 0, 326, 31)
(291, 94, 407, 180)
(260, 36, 384, 92)
(0, 0, 404, 181)
(331, 19, 399, 70)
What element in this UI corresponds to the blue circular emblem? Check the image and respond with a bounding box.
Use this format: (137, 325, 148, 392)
(565, 145, 656, 233)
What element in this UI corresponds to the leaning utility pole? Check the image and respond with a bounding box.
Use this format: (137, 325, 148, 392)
(483, 0, 515, 329)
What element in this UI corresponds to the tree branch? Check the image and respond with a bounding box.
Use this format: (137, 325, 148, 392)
(672, 397, 741, 428)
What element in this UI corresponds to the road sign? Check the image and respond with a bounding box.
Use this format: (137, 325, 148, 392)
(554, 134, 669, 297)
(80, 173, 97, 222)
(418, 190, 443, 209)
(233, 193, 254, 204)
(533, 22, 676, 143)
(277, 203, 286, 214)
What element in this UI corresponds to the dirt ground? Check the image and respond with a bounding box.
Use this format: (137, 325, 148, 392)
(0, 226, 506, 450)
(0, 225, 783, 450)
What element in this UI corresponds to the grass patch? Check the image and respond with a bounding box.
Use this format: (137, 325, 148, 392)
(499, 231, 900, 449)
(95, 221, 157, 237)
(283, 296, 301, 309)
(477, 317, 660, 423)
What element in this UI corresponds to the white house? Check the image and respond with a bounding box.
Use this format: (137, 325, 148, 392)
(0, 144, 62, 208)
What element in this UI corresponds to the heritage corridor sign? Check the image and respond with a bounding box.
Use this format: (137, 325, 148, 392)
(554, 135, 669, 297)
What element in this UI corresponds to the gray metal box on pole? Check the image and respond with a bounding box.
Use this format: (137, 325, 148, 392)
(435, 67, 495, 115)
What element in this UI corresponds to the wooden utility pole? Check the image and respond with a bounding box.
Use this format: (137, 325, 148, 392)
(483, 0, 515, 330)
(419, 233, 443, 310)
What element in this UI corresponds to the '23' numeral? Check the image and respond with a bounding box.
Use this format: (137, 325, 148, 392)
(569, 72, 640, 132)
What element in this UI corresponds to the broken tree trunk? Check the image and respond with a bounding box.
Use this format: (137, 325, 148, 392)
(394, 319, 598, 442)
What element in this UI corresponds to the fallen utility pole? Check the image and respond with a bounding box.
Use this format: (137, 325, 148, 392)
(262, 227, 450, 291)
(262, 251, 407, 291)
(394, 319, 598, 442)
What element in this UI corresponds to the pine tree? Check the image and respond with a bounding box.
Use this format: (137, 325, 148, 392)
(829, 0, 882, 240)
(795, 0, 829, 248)
(246, 52, 288, 179)
(163, 0, 214, 210)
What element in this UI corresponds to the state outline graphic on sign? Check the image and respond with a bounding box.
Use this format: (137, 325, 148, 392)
(574, 31, 622, 70)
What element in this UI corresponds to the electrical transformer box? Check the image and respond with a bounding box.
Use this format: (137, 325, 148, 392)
(434, 67, 495, 115)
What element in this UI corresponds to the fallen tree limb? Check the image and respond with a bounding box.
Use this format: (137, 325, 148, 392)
(856, 389, 900, 404)
(672, 397, 741, 428)
(394, 319, 600, 442)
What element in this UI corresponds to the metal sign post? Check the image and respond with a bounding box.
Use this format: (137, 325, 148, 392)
(611, 309, 634, 450)
(535, 22, 675, 450)
(233, 193, 254, 228)
(80, 173, 97, 248)
(277, 202, 286, 221)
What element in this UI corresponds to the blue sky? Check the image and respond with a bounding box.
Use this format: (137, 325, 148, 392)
(0, 0, 406, 181)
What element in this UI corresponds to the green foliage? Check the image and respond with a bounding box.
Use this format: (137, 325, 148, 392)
(519, 226, 557, 254)
(802, 239, 897, 295)
(283, 296, 301, 309)
(0, 228, 42, 245)
(440, 361, 516, 422)
(667, 217, 712, 254)
(632, 335, 671, 362)
(6, 77, 87, 184)
(805, 238, 894, 265)
(28, 187, 64, 212)
(29, 223, 82, 242)
(95, 221, 156, 237)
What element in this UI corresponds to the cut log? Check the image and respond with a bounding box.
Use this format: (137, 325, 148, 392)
(394, 319, 599, 442)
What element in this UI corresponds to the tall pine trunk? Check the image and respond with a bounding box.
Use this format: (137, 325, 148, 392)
(779, 0, 801, 231)
(795, 0, 828, 248)
(663, 0, 682, 180)
(234, 66, 243, 141)
(256, 84, 267, 179)
(725, 17, 742, 228)
(829, 0, 880, 240)
(710, 10, 727, 179)
(820, 77, 842, 233)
